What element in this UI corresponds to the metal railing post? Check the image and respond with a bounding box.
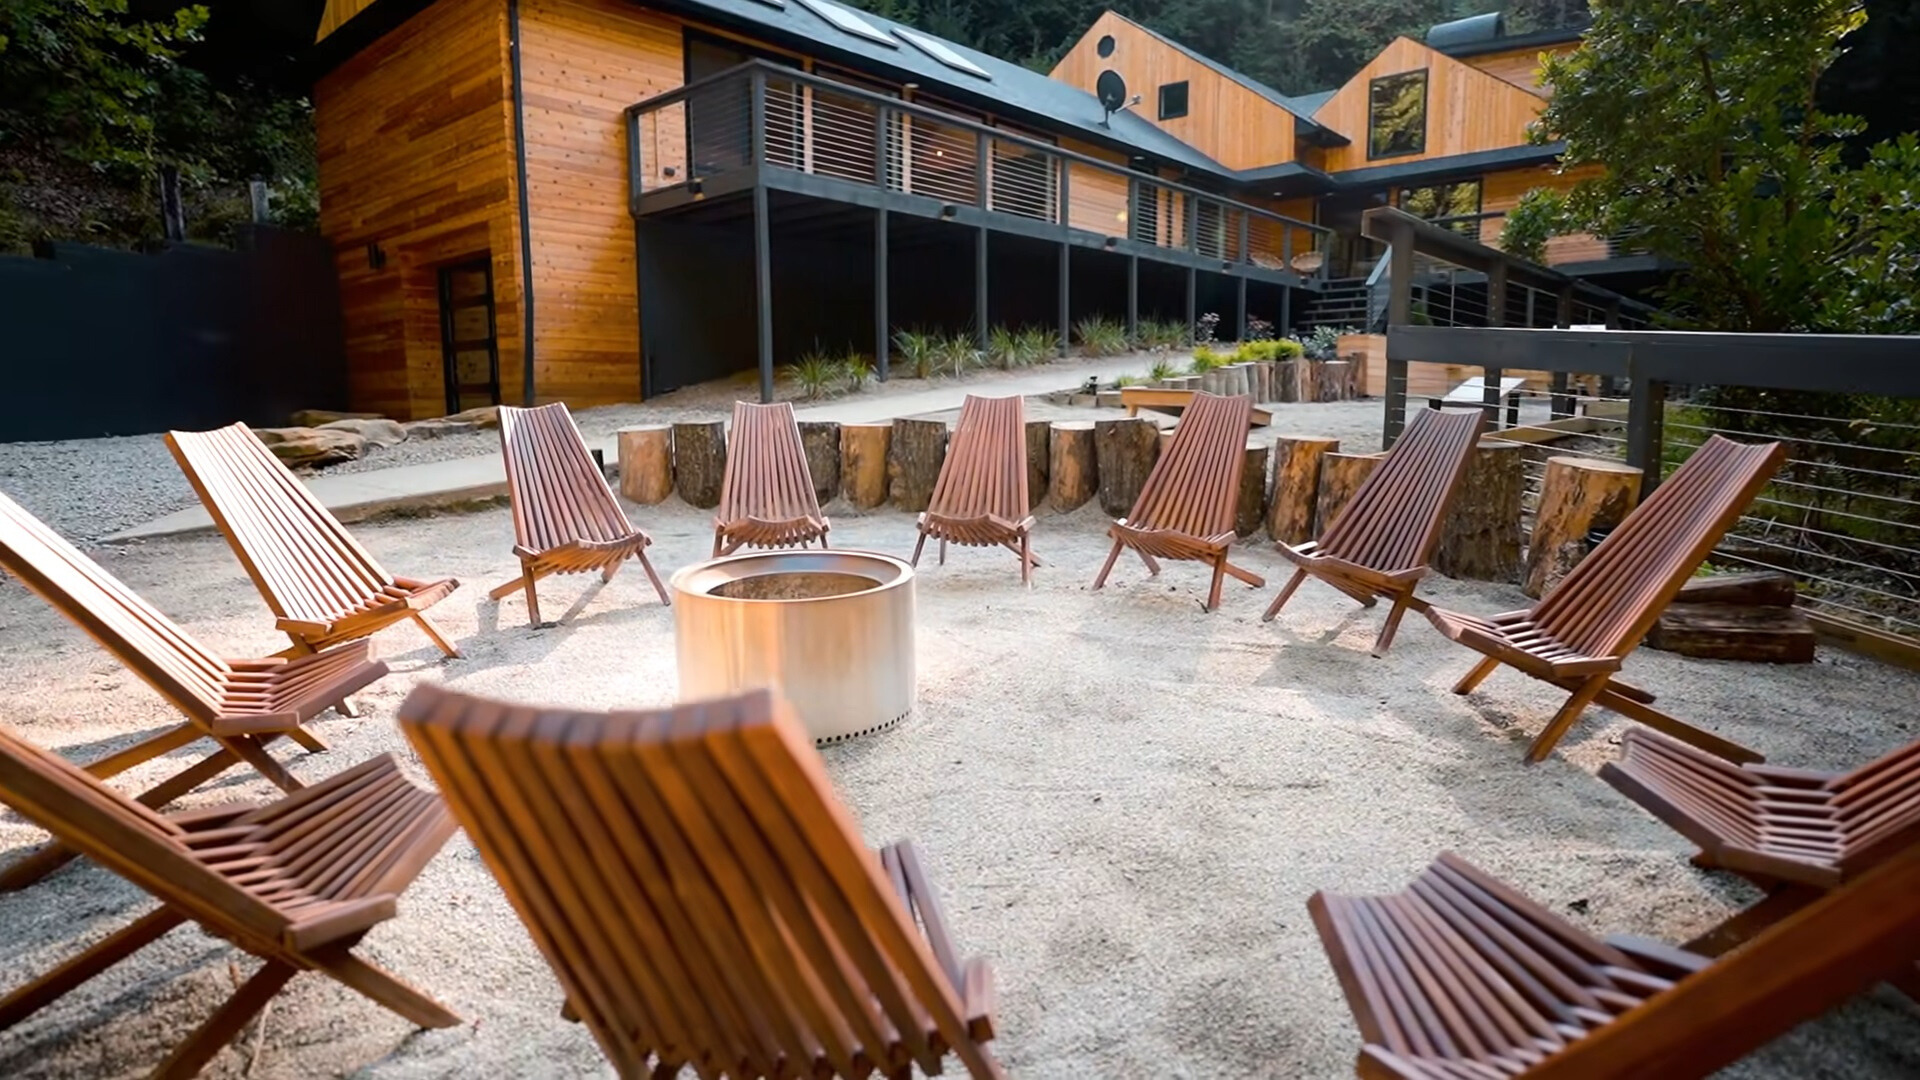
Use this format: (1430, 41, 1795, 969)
(975, 131, 989, 210)
(749, 70, 767, 167)
(1625, 368, 1668, 496)
(625, 109, 644, 212)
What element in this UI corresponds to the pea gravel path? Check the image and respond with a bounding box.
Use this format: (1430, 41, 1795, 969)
(0, 500, 1915, 1078)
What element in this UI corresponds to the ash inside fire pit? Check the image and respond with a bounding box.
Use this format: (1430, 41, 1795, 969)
(708, 572, 878, 601)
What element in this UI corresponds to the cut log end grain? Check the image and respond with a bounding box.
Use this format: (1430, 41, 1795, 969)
(615, 425, 673, 505)
(887, 418, 949, 513)
(1048, 421, 1097, 512)
(1523, 456, 1642, 598)
(672, 420, 726, 510)
(840, 422, 891, 510)
(797, 422, 842, 507)
(1094, 417, 1159, 517)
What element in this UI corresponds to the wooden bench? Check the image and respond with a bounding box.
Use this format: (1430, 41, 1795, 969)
(488, 402, 669, 626)
(1121, 387, 1272, 426)
(1429, 375, 1527, 429)
(398, 684, 1006, 1079)
(914, 395, 1038, 583)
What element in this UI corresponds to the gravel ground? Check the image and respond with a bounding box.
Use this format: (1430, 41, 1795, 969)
(1, 501, 1916, 1078)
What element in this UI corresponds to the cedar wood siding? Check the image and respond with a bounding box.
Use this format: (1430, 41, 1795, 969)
(314, 0, 525, 420)
(1313, 37, 1550, 173)
(1459, 42, 1578, 95)
(1051, 11, 1296, 171)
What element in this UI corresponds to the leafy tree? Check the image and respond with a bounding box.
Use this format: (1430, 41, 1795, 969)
(1535, 0, 1920, 333)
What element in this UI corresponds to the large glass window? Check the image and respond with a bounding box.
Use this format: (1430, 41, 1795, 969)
(1158, 81, 1190, 120)
(1368, 70, 1428, 159)
(1398, 180, 1482, 236)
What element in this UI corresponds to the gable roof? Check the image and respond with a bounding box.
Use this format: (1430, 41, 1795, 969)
(1102, 11, 1344, 145)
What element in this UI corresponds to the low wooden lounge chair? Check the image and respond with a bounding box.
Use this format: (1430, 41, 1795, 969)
(165, 422, 462, 658)
(1601, 728, 1920, 987)
(1092, 391, 1264, 612)
(713, 401, 831, 557)
(0, 730, 458, 1077)
(397, 684, 1005, 1080)
(1310, 843, 1920, 1079)
(0, 490, 384, 891)
(1426, 435, 1785, 763)
(1263, 407, 1483, 655)
(913, 395, 1037, 583)
(485, 402, 669, 626)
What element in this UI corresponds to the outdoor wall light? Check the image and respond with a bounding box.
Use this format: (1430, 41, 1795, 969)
(663, 165, 678, 178)
(940, 204, 958, 218)
(1103, 236, 1118, 250)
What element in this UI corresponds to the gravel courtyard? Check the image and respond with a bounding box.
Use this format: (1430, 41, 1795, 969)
(1, 499, 1916, 1078)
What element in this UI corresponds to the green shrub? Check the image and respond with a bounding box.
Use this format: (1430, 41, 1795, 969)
(782, 349, 842, 401)
(1074, 316, 1129, 357)
(1148, 359, 1179, 382)
(1016, 327, 1056, 366)
(936, 334, 979, 377)
(1189, 345, 1226, 373)
(893, 328, 939, 379)
(841, 353, 874, 393)
(1113, 374, 1139, 388)
(1137, 318, 1188, 350)
(1301, 326, 1347, 361)
(987, 326, 1020, 370)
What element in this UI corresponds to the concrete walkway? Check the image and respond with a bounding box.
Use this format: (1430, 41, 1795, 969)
(104, 358, 1153, 543)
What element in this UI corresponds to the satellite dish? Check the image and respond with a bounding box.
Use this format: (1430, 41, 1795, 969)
(1096, 70, 1129, 123)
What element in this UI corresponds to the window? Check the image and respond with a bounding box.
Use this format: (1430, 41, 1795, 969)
(1096, 34, 1116, 58)
(894, 27, 990, 79)
(1368, 70, 1428, 159)
(1398, 180, 1482, 236)
(1158, 81, 1189, 120)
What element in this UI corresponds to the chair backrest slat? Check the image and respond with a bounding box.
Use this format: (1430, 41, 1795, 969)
(498, 403, 635, 553)
(398, 685, 976, 1077)
(0, 491, 228, 717)
(928, 396, 1026, 522)
(718, 403, 823, 525)
(1127, 392, 1248, 536)
(1531, 435, 1784, 657)
(1319, 407, 1483, 570)
(166, 424, 396, 625)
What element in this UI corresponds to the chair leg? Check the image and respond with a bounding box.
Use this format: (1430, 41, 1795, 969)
(152, 961, 298, 1080)
(712, 529, 725, 558)
(1452, 657, 1500, 695)
(1092, 540, 1124, 589)
(939, 538, 948, 566)
(1684, 884, 1822, 958)
(1524, 673, 1611, 764)
(1205, 559, 1227, 613)
(1261, 569, 1309, 623)
(409, 611, 462, 658)
(635, 549, 671, 606)
(312, 951, 461, 1030)
(600, 559, 624, 585)
(1020, 534, 1032, 587)
(221, 736, 303, 794)
(1595, 688, 1763, 765)
(1220, 561, 1265, 588)
(0, 908, 184, 1028)
(911, 531, 929, 567)
(486, 574, 526, 601)
(522, 574, 543, 627)
(1370, 594, 1412, 658)
(1135, 548, 1162, 575)
(287, 727, 329, 753)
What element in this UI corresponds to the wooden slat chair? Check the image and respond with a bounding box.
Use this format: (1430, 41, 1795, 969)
(1425, 435, 1785, 764)
(1600, 728, 1920, 987)
(0, 490, 385, 891)
(486, 403, 669, 626)
(713, 401, 831, 557)
(912, 395, 1038, 584)
(0, 729, 458, 1078)
(165, 422, 462, 658)
(1309, 843, 1920, 1079)
(1262, 407, 1484, 656)
(1092, 391, 1265, 612)
(397, 684, 1005, 1080)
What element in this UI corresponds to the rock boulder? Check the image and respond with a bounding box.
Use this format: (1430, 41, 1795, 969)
(445, 405, 502, 428)
(289, 409, 384, 428)
(253, 427, 367, 468)
(318, 417, 408, 448)
(403, 419, 481, 440)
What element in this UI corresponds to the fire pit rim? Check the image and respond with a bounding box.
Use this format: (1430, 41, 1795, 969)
(667, 549, 913, 605)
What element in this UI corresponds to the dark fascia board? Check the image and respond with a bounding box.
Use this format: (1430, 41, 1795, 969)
(1430, 25, 1586, 60)
(306, 0, 1238, 181)
(1106, 11, 1341, 141)
(1326, 142, 1565, 190)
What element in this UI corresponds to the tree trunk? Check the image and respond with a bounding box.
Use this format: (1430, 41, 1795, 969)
(672, 420, 727, 510)
(797, 421, 842, 507)
(1523, 456, 1642, 598)
(1316, 451, 1384, 536)
(1236, 441, 1270, 537)
(887, 417, 949, 512)
(1267, 436, 1340, 544)
(1025, 418, 1051, 511)
(615, 425, 674, 505)
(1048, 421, 1097, 512)
(841, 422, 892, 510)
(1435, 440, 1528, 581)
(1095, 417, 1159, 517)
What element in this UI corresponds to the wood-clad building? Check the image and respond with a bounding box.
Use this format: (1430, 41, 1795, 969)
(309, 3, 1616, 418)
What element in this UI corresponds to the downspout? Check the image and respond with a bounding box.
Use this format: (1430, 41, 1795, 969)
(508, 0, 537, 405)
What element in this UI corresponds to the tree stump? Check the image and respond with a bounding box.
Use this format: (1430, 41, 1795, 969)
(1648, 572, 1815, 663)
(1095, 417, 1159, 516)
(1274, 359, 1300, 403)
(841, 422, 892, 510)
(1251, 362, 1272, 402)
(1318, 361, 1353, 401)
(1025, 419, 1051, 511)
(1671, 572, 1798, 607)
(1048, 421, 1097, 512)
(887, 418, 949, 512)
(1236, 441, 1270, 537)
(797, 421, 842, 507)
(1267, 435, 1340, 544)
(1316, 451, 1384, 536)
(672, 420, 726, 509)
(1523, 456, 1642, 598)
(1434, 440, 1528, 581)
(615, 425, 673, 505)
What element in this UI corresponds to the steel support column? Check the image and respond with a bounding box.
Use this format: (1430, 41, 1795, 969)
(976, 226, 989, 352)
(1126, 255, 1139, 343)
(875, 207, 890, 380)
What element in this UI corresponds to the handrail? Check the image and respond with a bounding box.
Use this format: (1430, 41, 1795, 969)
(626, 59, 1329, 260)
(1363, 206, 1660, 317)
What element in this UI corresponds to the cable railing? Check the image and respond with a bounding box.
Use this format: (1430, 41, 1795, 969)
(626, 61, 1330, 278)
(1427, 209, 1653, 265)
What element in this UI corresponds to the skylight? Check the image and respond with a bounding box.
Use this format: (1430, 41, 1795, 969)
(893, 26, 991, 79)
(793, 0, 897, 47)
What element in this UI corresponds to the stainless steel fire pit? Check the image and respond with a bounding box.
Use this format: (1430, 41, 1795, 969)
(670, 550, 916, 744)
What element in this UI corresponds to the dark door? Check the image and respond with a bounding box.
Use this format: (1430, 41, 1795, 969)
(438, 258, 500, 414)
(684, 32, 802, 177)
